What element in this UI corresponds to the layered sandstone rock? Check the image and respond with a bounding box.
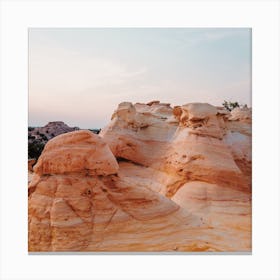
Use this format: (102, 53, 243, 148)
(101, 102, 251, 192)
(100, 102, 178, 167)
(99, 101, 252, 251)
(28, 130, 215, 252)
(29, 102, 252, 252)
(33, 130, 119, 176)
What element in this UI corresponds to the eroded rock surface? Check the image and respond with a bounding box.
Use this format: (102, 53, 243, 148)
(29, 102, 252, 252)
(100, 101, 252, 251)
(29, 130, 216, 252)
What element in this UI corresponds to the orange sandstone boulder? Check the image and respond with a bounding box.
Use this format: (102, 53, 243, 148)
(33, 130, 119, 176)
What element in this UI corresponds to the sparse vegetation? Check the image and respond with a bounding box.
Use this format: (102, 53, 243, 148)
(28, 140, 45, 160)
(222, 100, 240, 111)
(222, 101, 248, 111)
(39, 133, 48, 141)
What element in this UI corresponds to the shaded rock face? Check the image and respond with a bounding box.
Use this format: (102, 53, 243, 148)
(28, 159, 36, 172)
(29, 102, 252, 252)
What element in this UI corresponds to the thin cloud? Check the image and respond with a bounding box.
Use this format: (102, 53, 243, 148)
(174, 28, 250, 48)
(29, 28, 251, 128)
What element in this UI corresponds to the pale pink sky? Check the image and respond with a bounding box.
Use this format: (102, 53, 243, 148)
(29, 28, 251, 128)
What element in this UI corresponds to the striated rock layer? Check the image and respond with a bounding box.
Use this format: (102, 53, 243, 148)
(29, 102, 252, 252)
(100, 102, 252, 251)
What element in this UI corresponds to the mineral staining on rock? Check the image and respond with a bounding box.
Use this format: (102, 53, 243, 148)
(33, 130, 119, 176)
(28, 102, 252, 252)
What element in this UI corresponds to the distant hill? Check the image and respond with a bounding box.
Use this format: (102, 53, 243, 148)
(28, 121, 100, 160)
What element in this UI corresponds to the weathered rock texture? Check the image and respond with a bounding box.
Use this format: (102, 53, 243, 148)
(29, 102, 252, 252)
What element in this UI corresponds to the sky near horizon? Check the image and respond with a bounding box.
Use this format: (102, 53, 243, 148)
(29, 28, 251, 129)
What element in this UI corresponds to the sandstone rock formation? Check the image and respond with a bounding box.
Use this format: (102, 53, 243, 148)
(29, 130, 205, 251)
(28, 159, 36, 184)
(100, 101, 252, 251)
(28, 159, 36, 172)
(28, 102, 252, 252)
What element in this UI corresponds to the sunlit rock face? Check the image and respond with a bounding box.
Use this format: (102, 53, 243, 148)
(100, 101, 252, 251)
(101, 102, 251, 193)
(33, 130, 119, 176)
(228, 107, 252, 121)
(28, 130, 205, 252)
(100, 102, 179, 167)
(29, 102, 252, 252)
